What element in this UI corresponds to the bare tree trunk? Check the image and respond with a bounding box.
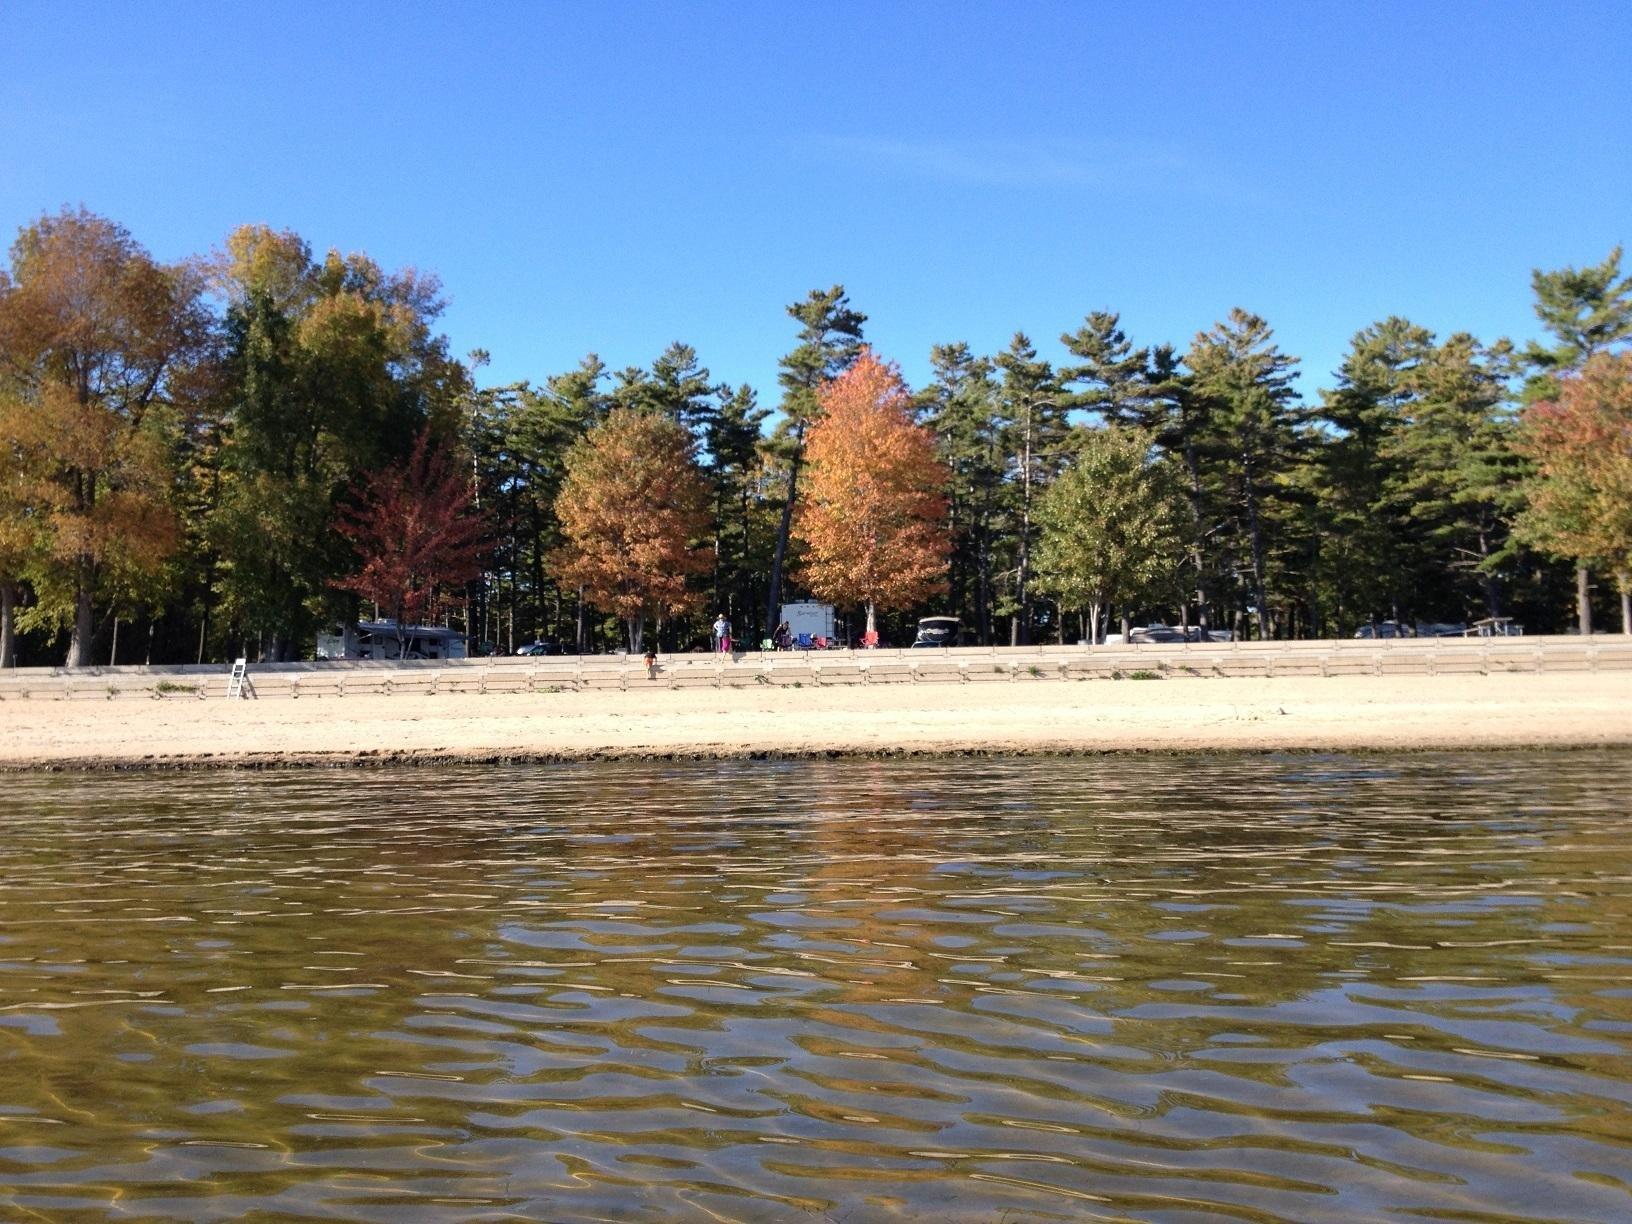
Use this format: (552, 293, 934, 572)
(976, 470, 996, 645)
(1477, 527, 1501, 619)
(1306, 527, 1321, 640)
(764, 422, 807, 635)
(976, 513, 993, 645)
(712, 484, 724, 617)
(739, 482, 755, 641)
(1242, 462, 1270, 641)
(0, 578, 15, 668)
(67, 555, 95, 667)
(1181, 439, 1212, 632)
(530, 497, 545, 643)
(1577, 565, 1593, 636)
(1620, 575, 1631, 637)
(110, 616, 120, 666)
(1088, 601, 1102, 646)
(1012, 408, 1034, 647)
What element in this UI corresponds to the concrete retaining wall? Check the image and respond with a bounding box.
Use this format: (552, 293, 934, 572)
(1, 637, 1629, 701)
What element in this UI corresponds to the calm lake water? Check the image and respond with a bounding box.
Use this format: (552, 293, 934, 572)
(1, 754, 1631, 1222)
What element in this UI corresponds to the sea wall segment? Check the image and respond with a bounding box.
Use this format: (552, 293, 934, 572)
(1, 636, 1629, 701)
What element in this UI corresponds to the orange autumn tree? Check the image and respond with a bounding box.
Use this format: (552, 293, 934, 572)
(551, 407, 711, 652)
(1515, 352, 1632, 632)
(795, 349, 951, 640)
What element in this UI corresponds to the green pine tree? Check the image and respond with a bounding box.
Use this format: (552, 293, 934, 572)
(1184, 309, 1303, 639)
(1313, 317, 1435, 630)
(919, 342, 1005, 642)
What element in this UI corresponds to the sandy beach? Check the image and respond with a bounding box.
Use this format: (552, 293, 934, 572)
(2, 670, 1629, 770)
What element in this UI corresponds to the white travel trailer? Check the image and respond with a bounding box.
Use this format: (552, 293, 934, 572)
(316, 621, 468, 661)
(778, 601, 835, 645)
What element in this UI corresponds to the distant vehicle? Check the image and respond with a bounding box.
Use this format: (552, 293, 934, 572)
(1101, 624, 1225, 645)
(912, 616, 961, 647)
(780, 601, 835, 645)
(1467, 617, 1523, 637)
(1354, 621, 1410, 639)
(515, 640, 561, 656)
(1353, 620, 1471, 639)
(317, 621, 468, 661)
(1131, 625, 1186, 644)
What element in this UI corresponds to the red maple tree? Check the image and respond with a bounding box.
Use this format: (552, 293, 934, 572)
(335, 431, 487, 647)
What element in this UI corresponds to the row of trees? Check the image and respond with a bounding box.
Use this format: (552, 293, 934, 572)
(1, 206, 1629, 668)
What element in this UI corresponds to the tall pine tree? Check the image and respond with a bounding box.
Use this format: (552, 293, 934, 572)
(995, 333, 1065, 644)
(1185, 309, 1303, 639)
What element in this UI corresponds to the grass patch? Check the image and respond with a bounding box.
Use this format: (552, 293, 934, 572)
(154, 681, 199, 694)
(1027, 665, 1042, 677)
(1128, 669, 1162, 680)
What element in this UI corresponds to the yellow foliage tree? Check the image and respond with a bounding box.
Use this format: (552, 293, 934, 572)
(551, 408, 711, 652)
(0, 393, 35, 667)
(0, 208, 206, 665)
(795, 350, 950, 639)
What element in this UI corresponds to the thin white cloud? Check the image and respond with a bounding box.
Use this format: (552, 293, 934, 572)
(819, 134, 1193, 190)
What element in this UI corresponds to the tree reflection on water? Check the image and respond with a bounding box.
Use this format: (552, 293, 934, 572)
(0, 752, 1629, 1221)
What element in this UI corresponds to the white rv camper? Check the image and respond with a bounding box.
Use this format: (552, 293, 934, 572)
(317, 621, 468, 661)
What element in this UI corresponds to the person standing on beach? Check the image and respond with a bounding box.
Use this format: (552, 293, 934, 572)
(712, 613, 732, 654)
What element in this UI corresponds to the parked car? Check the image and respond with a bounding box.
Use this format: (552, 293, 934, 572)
(516, 640, 561, 656)
(1354, 621, 1411, 639)
(1352, 620, 1466, 639)
(913, 616, 961, 647)
(1130, 625, 1186, 644)
(1103, 624, 1197, 645)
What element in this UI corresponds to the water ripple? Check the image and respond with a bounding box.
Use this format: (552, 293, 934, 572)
(0, 753, 1629, 1220)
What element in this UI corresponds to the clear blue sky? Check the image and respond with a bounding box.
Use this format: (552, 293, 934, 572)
(4, 2, 1629, 405)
